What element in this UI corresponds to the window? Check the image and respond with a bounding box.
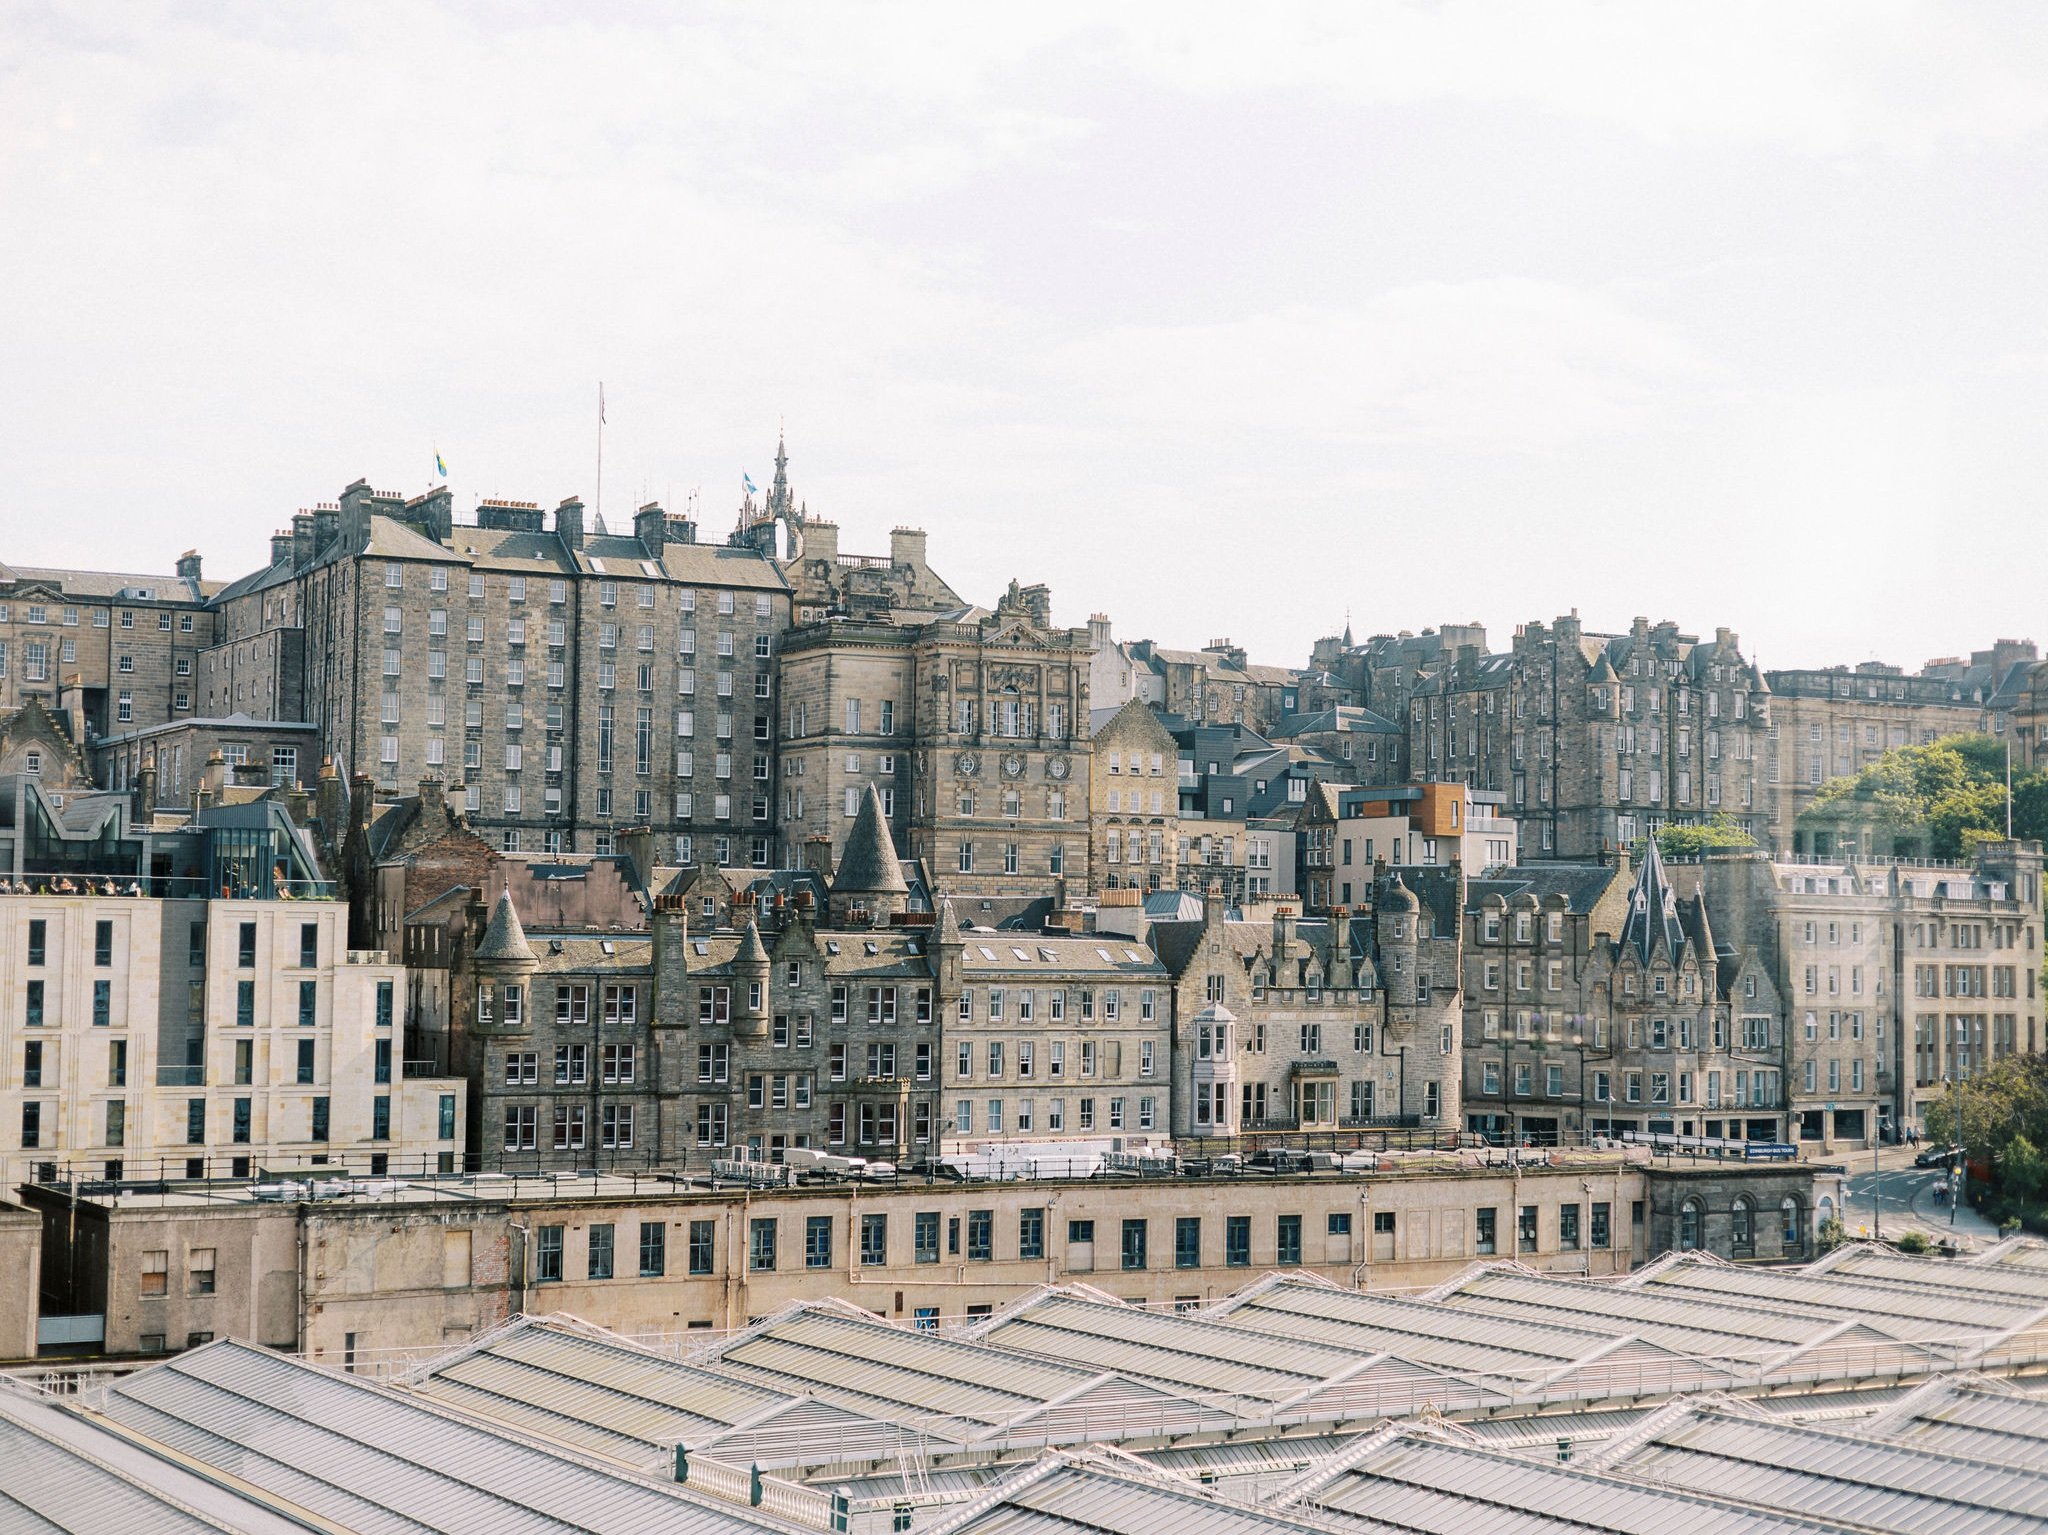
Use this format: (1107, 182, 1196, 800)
(1475, 1207, 1497, 1255)
(1121, 1218, 1148, 1271)
(1277, 1213, 1302, 1266)
(141, 1250, 168, 1297)
(536, 1226, 564, 1282)
(915, 1211, 940, 1264)
(1019, 1207, 1045, 1260)
(1591, 1202, 1611, 1249)
(688, 1220, 715, 1275)
(1226, 1215, 1251, 1267)
(806, 1216, 834, 1269)
(587, 1224, 615, 1280)
(750, 1217, 778, 1271)
(861, 1213, 888, 1266)
(967, 1209, 993, 1261)
(1175, 1217, 1201, 1269)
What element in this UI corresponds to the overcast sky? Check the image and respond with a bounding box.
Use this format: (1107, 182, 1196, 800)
(5, 3, 2045, 674)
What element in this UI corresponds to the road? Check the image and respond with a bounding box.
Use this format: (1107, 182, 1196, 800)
(1841, 1153, 2000, 1248)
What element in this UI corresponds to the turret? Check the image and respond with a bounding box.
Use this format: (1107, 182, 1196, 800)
(1378, 874, 1420, 1006)
(471, 889, 539, 1035)
(831, 783, 909, 926)
(733, 919, 770, 1040)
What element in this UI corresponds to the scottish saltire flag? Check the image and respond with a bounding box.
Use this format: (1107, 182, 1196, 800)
(435, 451, 448, 478)
(743, 472, 758, 495)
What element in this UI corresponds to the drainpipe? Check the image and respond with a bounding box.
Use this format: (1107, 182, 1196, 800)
(507, 1223, 530, 1317)
(295, 1203, 309, 1352)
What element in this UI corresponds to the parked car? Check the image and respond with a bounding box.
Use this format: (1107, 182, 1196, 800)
(1915, 1144, 1962, 1169)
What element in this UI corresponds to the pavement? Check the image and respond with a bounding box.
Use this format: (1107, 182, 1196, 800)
(1842, 1147, 2001, 1250)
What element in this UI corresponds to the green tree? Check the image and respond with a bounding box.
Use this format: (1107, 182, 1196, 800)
(1652, 815, 1758, 860)
(2003, 1134, 2045, 1206)
(1802, 733, 2048, 858)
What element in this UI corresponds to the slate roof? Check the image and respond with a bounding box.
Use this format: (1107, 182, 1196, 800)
(834, 783, 909, 894)
(1468, 862, 1622, 915)
(1619, 838, 1688, 965)
(475, 889, 536, 963)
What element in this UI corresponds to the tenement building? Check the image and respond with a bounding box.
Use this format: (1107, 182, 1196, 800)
(1405, 614, 1776, 858)
(434, 791, 942, 1171)
(1459, 843, 1788, 1148)
(208, 480, 792, 866)
(1764, 640, 2039, 852)
(939, 899, 1173, 1150)
(1153, 878, 1463, 1140)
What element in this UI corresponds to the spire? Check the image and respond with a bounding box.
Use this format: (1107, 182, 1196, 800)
(1341, 610, 1354, 649)
(768, 428, 791, 518)
(737, 917, 770, 966)
(936, 894, 962, 945)
(834, 783, 908, 895)
(1619, 836, 1685, 966)
(475, 889, 536, 964)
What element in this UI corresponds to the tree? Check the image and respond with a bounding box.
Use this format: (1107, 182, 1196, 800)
(1652, 816, 1757, 861)
(2003, 1134, 2045, 1206)
(1800, 733, 2048, 859)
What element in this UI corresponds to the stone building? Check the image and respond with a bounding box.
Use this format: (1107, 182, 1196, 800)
(1083, 613, 1165, 712)
(20, 1154, 1824, 1356)
(1765, 641, 2039, 852)
(95, 716, 320, 810)
(0, 554, 217, 742)
(1088, 698, 1179, 897)
(207, 479, 792, 867)
(1460, 844, 1786, 1148)
(1266, 704, 1406, 787)
(439, 793, 942, 1173)
(938, 900, 1172, 1149)
(1153, 878, 1462, 1141)
(1146, 640, 1301, 733)
(776, 581, 1091, 902)
(1407, 614, 1776, 859)
(1697, 839, 2045, 1142)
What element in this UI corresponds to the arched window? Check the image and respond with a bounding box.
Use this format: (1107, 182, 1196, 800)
(1731, 1197, 1753, 1250)
(1781, 1196, 1804, 1251)
(1680, 1198, 1703, 1251)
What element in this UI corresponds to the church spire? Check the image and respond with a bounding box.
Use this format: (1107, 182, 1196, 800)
(768, 428, 791, 518)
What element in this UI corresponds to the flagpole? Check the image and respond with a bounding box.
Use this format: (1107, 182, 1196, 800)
(595, 383, 605, 526)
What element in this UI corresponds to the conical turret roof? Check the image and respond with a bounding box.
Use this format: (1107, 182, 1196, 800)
(834, 783, 908, 894)
(737, 918, 770, 966)
(475, 889, 536, 964)
(1619, 837, 1685, 966)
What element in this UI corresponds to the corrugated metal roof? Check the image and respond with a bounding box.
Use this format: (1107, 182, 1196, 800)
(100, 1340, 780, 1535)
(1613, 1407, 2048, 1533)
(0, 1382, 315, 1535)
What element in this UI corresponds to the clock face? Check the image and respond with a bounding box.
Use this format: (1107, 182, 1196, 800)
(1002, 752, 1027, 779)
(955, 752, 979, 778)
(1047, 756, 1070, 780)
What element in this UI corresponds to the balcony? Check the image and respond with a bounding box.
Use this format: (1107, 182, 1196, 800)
(155, 1066, 206, 1087)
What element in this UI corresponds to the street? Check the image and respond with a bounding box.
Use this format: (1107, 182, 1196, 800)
(1842, 1152, 2001, 1248)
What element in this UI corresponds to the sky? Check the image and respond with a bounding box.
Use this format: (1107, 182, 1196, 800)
(4, 1, 2046, 675)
